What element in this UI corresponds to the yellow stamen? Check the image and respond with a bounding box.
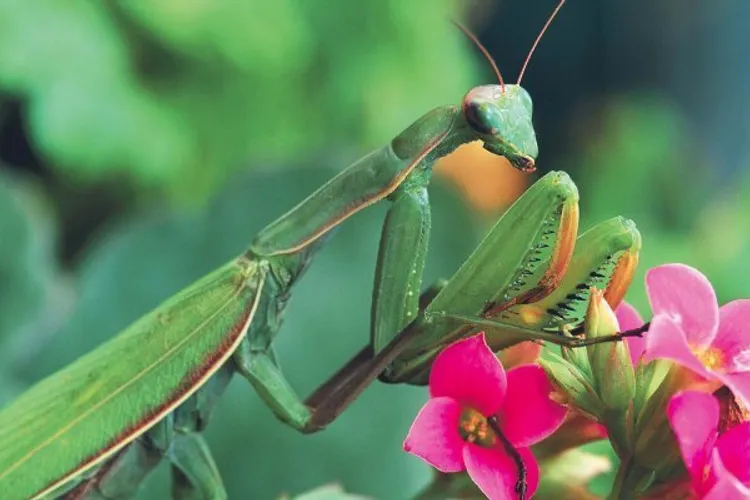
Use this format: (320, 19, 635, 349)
(458, 407, 497, 448)
(702, 463, 712, 483)
(696, 347, 725, 371)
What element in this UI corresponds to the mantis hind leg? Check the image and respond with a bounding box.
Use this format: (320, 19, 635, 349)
(59, 436, 163, 499)
(168, 365, 233, 499)
(74, 427, 227, 500)
(62, 366, 234, 500)
(169, 433, 226, 500)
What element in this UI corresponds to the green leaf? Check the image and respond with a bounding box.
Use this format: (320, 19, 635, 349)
(287, 483, 369, 500)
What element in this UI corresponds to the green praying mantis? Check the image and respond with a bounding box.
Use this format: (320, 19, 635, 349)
(0, 3, 644, 499)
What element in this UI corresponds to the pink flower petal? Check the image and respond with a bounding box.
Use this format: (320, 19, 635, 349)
(430, 333, 506, 416)
(616, 301, 644, 330)
(703, 450, 750, 500)
(716, 372, 750, 409)
(645, 264, 719, 349)
(403, 397, 466, 473)
(644, 315, 714, 379)
(667, 390, 719, 482)
(499, 365, 567, 447)
(715, 422, 750, 485)
(713, 300, 750, 373)
(703, 476, 750, 500)
(463, 443, 539, 500)
(616, 301, 645, 365)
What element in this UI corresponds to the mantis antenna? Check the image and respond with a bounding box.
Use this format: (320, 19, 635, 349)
(452, 20, 506, 93)
(517, 0, 566, 85)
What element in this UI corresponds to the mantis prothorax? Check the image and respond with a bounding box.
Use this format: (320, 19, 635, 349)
(0, 2, 642, 498)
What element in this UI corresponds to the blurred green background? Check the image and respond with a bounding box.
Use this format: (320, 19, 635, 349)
(0, 1, 748, 498)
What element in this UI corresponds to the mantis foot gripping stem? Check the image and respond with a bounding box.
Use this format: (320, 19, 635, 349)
(569, 321, 650, 339)
(561, 321, 650, 348)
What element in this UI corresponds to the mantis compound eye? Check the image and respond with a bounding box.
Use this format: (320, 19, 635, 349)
(463, 101, 494, 135)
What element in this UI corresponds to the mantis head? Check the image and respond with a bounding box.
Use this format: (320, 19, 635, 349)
(454, 0, 565, 173)
(461, 84, 537, 172)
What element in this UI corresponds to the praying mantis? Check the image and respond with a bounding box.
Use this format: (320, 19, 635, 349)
(0, 2, 642, 499)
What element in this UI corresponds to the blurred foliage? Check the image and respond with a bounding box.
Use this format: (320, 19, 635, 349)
(286, 483, 370, 500)
(564, 96, 750, 311)
(0, 0, 475, 201)
(0, 171, 68, 406)
(0, 175, 51, 346)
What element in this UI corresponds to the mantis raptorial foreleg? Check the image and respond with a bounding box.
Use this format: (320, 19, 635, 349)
(274, 174, 641, 427)
(374, 183, 642, 385)
(370, 186, 431, 354)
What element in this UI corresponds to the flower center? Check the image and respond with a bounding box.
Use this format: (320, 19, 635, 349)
(458, 407, 497, 448)
(696, 346, 725, 371)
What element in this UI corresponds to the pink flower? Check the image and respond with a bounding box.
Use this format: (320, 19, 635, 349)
(403, 332, 567, 499)
(667, 390, 750, 498)
(615, 301, 645, 366)
(641, 264, 750, 406)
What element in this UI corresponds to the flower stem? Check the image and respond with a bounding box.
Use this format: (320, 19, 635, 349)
(608, 457, 650, 500)
(488, 416, 527, 500)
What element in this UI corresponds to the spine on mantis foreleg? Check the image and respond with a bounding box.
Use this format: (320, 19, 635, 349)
(439, 218, 641, 356)
(478, 216, 641, 351)
(500, 217, 640, 328)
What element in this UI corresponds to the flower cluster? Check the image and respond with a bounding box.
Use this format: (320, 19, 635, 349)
(643, 264, 750, 407)
(633, 264, 750, 497)
(402, 263, 750, 499)
(560, 264, 750, 498)
(668, 390, 750, 498)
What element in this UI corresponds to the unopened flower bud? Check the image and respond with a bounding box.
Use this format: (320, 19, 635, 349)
(540, 356, 603, 420)
(585, 288, 636, 413)
(560, 333, 592, 377)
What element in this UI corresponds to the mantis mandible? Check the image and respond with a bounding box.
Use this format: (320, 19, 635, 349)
(0, 2, 640, 498)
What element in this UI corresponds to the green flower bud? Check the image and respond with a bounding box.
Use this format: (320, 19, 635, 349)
(585, 288, 636, 413)
(539, 355, 603, 420)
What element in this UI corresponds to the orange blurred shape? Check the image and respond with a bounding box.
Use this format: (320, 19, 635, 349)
(497, 341, 542, 370)
(435, 141, 529, 213)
